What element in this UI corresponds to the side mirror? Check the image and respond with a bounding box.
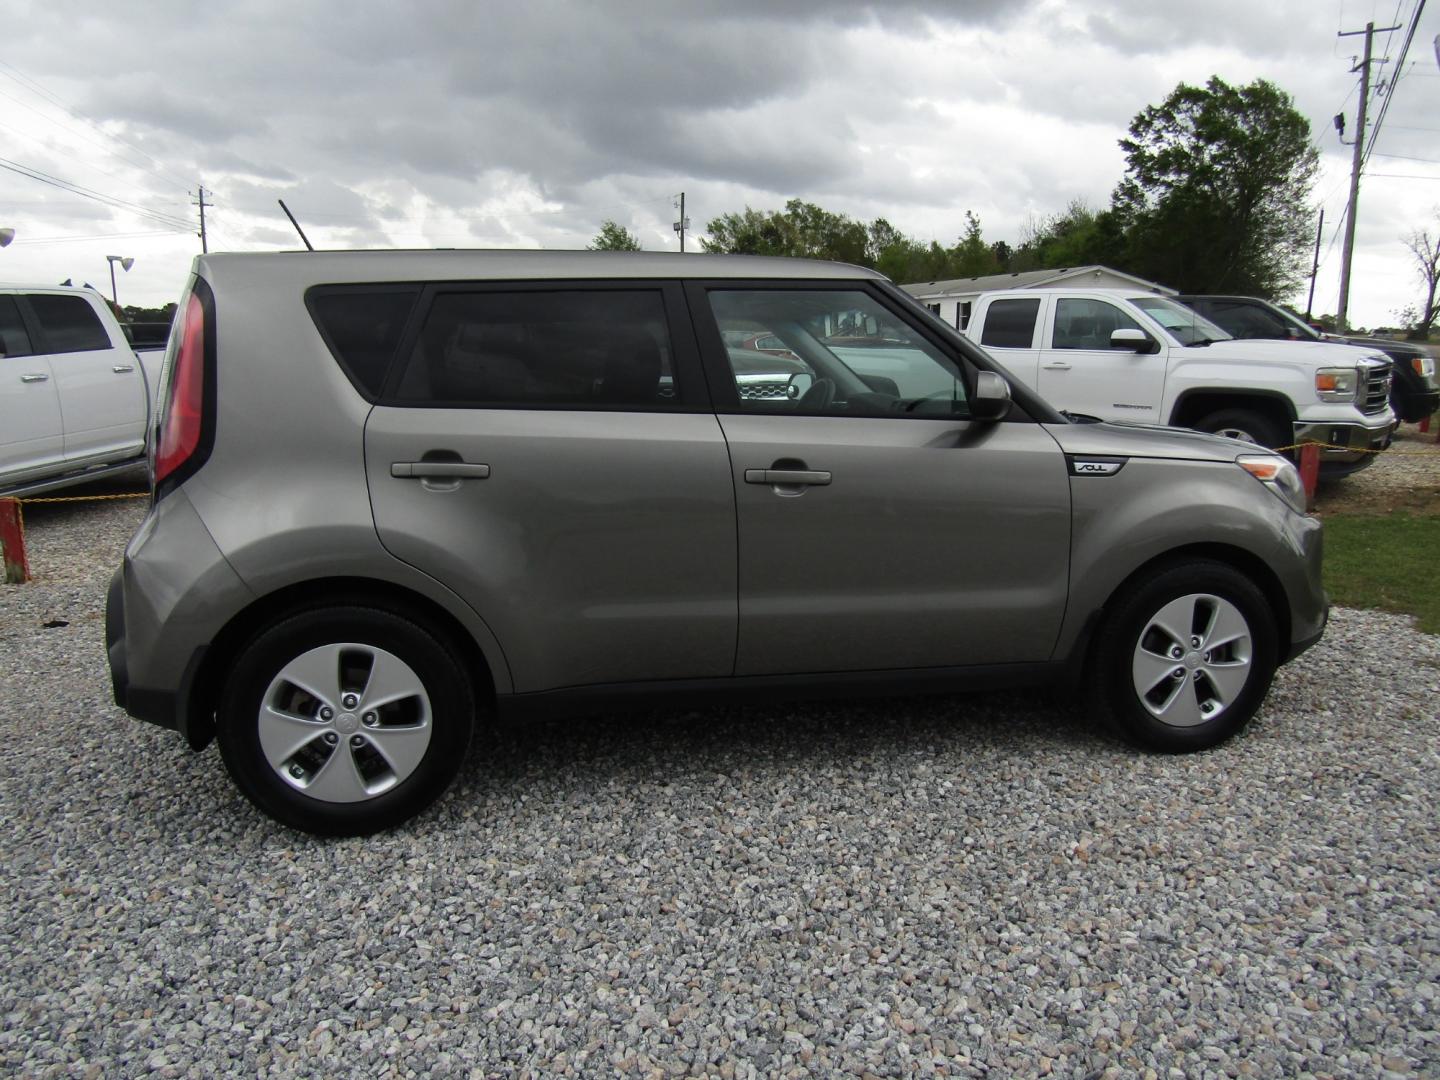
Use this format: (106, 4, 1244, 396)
(786, 372, 814, 400)
(1111, 328, 1154, 353)
(971, 370, 1012, 421)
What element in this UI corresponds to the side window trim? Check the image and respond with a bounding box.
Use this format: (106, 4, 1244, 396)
(376, 279, 711, 413)
(0, 295, 36, 358)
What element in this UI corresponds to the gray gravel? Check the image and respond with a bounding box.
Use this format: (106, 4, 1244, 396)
(2, 484, 1438, 1078)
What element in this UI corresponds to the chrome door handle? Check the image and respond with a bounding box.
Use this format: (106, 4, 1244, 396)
(391, 461, 490, 479)
(20, 373, 49, 383)
(1042, 362, 1072, 370)
(112, 364, 134, 373)
(744, 468, 831, 486)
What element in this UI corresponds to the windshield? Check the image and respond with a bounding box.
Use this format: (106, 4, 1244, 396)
(1130, 296, 1233, 346)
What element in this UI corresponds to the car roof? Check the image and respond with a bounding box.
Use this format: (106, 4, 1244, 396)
(195, 249, 884, 288)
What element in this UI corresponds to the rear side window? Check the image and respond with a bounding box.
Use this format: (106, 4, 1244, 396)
(979, 298, 1040, 349)
(0, 296, 33, 357)
(308, 287, 420, 398)
(394, 290, 678, 409)
(28, 294, 111, 353)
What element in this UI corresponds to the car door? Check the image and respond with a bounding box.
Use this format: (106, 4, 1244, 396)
(23, 292, 147, 464)
(361, 282, 738, 693)
(0, 295, 64, 481)
(1036, 296, 1166, 422)
(689, 282, 1071, 677)
(974, 296, 1043, 390)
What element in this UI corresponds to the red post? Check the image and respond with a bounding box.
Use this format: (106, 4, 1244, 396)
(1420, 414, 1431, 433)
(0, 498, 30, 584)
(1298, 442, 1320, 508)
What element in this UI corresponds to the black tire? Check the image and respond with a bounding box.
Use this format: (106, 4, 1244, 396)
(217, 605, 474, 836)
(1192, 407, 1290, 452)
(1088, 560, 1278, 753)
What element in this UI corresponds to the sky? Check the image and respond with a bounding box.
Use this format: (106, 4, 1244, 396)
(1, 0, 1437, 329)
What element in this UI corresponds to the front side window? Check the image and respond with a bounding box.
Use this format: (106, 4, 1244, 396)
(979, 298, 1040, 349)
(28, 294, 111, 354)
(393, 290, 678, 408)
(1052, 298, 1143, 349)
(707, 289, 969, 418)
(1130, 296, 1232, 346)
(0, 296, 33, 358)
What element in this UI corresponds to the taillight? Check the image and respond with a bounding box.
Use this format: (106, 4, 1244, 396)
(155, 290, 206, 488)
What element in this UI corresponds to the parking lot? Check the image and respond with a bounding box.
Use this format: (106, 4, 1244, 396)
(1, 476, 1438, 1077)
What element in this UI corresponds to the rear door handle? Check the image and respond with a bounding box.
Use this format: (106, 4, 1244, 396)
(391, 462, 491, 479)
(744, 468, 831, 486)
(1042, 362, 1072, 371)
(20, 373, 49, 383)
(112, 364, 134, 373)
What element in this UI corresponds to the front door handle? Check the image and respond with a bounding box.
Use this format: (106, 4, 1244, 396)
(744, 468, 831, 486)
(20, 373, 49, 383)
(1042, 361, 1072, 371)
(391, 462, 491, 479)
(112, 364, 135, 373)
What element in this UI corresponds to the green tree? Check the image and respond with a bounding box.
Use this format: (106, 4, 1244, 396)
(1112, 76, 1319, 296)
(951, 211, 997, 277)
(589, 220, 641, 251)
(1012, 200, 1125, 272)
(702, 199, 869, 264)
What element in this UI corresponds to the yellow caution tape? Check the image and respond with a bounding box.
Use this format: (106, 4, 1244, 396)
(14, 492, 150, 504)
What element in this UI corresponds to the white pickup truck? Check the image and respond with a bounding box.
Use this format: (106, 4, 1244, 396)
(1, 285, 165, 497)
(962, 288, 1396, 475)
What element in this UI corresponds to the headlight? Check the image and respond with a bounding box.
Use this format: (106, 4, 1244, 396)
(1237, 454, 1307, 514)
(1315, 367, 1358, 402)
(1412, 356, 1436, 379)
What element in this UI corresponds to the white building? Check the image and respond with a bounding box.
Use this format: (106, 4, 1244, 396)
(902, 265, 1174, 333)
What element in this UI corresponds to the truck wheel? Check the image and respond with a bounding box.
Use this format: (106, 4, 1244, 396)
(217, 606, 474, 835)
(1193, 408, 1290, 451)
(1089, 560, 1278, 752)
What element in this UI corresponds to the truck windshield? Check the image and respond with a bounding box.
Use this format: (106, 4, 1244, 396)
(1130, 297, 1233, 346)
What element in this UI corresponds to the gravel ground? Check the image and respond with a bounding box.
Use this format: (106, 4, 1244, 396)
(1313, 422, 1440, 516)
(1, 479, 1438, 1078)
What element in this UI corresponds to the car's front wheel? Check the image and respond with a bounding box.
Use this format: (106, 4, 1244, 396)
(1089, 560, 1279, 752)
(217, 606, 474, 835)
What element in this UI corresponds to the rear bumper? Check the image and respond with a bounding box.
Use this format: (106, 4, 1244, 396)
(107, 567, 184, 731)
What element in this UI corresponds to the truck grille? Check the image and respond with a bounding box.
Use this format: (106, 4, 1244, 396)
(1361, 362, 1392, 415)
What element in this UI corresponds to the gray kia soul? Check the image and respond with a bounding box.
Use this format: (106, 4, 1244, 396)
(106, 251, 1326, 835)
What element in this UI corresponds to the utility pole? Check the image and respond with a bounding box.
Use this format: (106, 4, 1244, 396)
(1305, 207, 1324, 321)
(673, 192, 689, 253)
(1335, 21, 1400, 332)
(192, 186, 211, 253)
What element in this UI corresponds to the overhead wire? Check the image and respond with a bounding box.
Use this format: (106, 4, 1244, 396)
(1362, 0, 1427, 168)
(0, 60, 195, 193)
(0, 156, 194, 232)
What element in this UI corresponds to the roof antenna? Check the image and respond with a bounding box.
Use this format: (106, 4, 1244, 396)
(278, 199, 315, 251)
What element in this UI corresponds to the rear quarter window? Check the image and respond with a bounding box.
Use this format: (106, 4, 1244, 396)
(307, 287, 421, 398)
(979, 298, 1041, 349)
(28, 294, 112, 353)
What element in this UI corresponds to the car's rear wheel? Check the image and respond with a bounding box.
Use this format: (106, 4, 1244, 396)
(217, 606, 474, 835)
(1090, 560, 1278, 752)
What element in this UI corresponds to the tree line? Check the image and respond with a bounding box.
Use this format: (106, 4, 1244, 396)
(593, 76, 1323, 301)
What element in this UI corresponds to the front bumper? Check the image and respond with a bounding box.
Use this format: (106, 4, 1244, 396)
(1292, 418, 1394, 466)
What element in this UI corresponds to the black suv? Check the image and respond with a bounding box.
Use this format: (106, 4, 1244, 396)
(1177, 295, 1439, 423)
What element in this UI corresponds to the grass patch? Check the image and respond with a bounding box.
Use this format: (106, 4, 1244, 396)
(1322, 512, 1440, 633)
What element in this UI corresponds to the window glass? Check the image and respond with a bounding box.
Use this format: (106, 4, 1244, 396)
(707, 289, 970, 418)
(29, 294, 111, 353)
(395, 290, 677, 408)
(0, 296, 33, 358)
(1130, 296, 1232, 346)
(958, 301, 972, 331)
(1203, 301, 1316, 341)
(979, 298, 1040, 349)
(308, 288, 419, 398)
(1052, 298, 1143, 349)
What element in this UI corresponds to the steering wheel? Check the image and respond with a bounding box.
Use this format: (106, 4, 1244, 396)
(797, 377, 836, 412)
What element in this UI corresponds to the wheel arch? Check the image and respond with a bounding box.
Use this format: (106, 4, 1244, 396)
(1167, 389, 1296, 430)
(1064, 541, 1292, 687)
(182, 576, 499, 750)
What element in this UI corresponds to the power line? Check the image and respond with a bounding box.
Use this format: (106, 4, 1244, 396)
(1363, 0, 1427, 167)
(0, 156, 193, 231)
(0, 60, 194, 192)
(11, 230, 187, 244)
(1370, 150, 1440, 163)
